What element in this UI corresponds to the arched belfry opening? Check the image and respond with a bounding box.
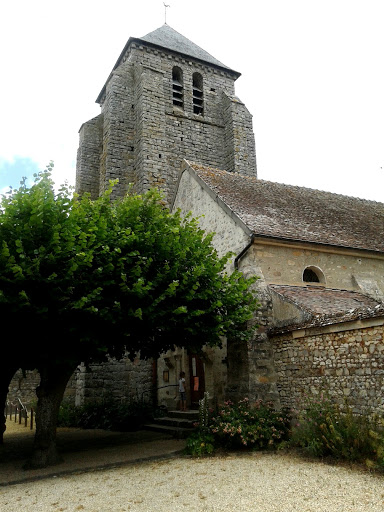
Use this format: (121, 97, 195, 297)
(172, 67, 184, 109)
(192, 72, 204, 115)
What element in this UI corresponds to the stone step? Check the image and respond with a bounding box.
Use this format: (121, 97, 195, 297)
(143, 409, 199, 439)
(152, 416, 196, 429)
(167, 410, 199, 420)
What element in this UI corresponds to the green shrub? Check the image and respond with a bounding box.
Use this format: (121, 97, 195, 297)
(210, 398, 289, 450)
(185, 431, 216, 456)
(57, 400, 155, 431)
(291, 394, 384, 469)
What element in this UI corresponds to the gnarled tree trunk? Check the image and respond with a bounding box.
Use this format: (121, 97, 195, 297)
(24, 364, 75, 469)
(0, 365, 18, 445)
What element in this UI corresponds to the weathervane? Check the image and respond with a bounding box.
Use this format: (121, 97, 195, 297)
(163, 2, 170, 24)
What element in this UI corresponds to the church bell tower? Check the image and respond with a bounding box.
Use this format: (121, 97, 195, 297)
(76, 24, 257, 203)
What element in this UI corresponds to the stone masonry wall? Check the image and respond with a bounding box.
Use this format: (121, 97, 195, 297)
(273, 322, 384, 414)
(172, 164, 249, 260)
(222, 92, 256, 177)
(71, 357, 154, 406)
(7, 369, 40, 406)
(99, 62, 136, 199)
(172, 166, 279, 404)
(246, 242, 384, 299)
(76, 115, 103, 199)
(78, 43, 257, 205)
(7, 357, 154, 409)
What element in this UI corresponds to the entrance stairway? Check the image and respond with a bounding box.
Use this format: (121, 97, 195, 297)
(144, 410, 199, 438)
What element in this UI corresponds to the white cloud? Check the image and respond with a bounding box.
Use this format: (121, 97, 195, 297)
(1, 0, 384, 201)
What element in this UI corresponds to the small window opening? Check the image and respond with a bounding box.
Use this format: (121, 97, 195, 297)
(193, 72, 204, 115)
(159, 154, 162, 158)
(172, 67, 184, 109)
(303, 266, 325, 284)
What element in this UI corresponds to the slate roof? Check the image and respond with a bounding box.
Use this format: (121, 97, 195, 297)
(97, 25, 239, 103)
(269, 284, 384, 333)
(187, 162, 384, 253)
(140, 25, 237, 74)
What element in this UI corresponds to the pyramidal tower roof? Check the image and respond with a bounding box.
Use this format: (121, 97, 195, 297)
(139, 24, 236, 72)
(96, 24, 240, 103)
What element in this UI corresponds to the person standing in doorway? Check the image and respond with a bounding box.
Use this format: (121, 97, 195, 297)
(179, 371, 187, 411)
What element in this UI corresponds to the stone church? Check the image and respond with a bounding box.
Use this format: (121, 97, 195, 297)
(9, 24, 384, 414)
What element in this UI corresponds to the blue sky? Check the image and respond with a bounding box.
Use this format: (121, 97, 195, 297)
(1, 0, 384, 202)
(0, 158, 40, 195)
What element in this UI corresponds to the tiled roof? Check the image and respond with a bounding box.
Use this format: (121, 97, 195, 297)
(187, 162, 384, 253)
(269, 284, 384, 333)
(139, 25, 237, 74)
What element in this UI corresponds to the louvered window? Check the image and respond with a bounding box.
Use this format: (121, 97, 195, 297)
(172, 67, 184, 109)
(192, 73, 204, 115)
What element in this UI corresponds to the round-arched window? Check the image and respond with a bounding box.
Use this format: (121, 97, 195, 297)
(303, 266, 325, 284)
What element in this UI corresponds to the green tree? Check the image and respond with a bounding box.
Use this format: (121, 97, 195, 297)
(0, 166, 257, 467)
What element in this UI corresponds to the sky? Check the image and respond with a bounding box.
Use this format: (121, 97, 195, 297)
(1, 0, 384, 201)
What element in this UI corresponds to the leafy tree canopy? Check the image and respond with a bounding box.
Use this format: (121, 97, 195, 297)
(0, 164, 258, 371)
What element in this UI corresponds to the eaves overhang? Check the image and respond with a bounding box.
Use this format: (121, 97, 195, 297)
(249, 233, 384, 260)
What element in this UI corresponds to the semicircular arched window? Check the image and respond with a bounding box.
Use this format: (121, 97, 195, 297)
(303, 266, 325, 284)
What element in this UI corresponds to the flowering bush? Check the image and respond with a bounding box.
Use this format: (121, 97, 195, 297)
(210, 398, 289, 450)
(291, 393, 384, 469)
(185, 392, 215, 456)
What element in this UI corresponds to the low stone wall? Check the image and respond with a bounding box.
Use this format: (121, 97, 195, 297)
(7, 357, 154, 409)
(272, 321, 384, 415)
(70, 357, 154, 406)
(7, 369, 40, 405)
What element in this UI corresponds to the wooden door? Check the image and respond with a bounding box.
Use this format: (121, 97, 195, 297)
(189, 354, 205, 406)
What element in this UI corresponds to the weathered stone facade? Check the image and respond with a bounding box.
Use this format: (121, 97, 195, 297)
(7, 370, 41, 405)
(272, 320, 384, 415)
(247, 242, 384, 301)
(7, 358, 154, 408)
(71, 358, 154, 406)
(172, 161, 384, 413)
(172, 162, 279, 404)
(72, 26, 257, 409)
(10, 24, 384, 416)
(76, 25, 256, 204)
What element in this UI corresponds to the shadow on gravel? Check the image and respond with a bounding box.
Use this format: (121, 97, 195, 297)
(0, 425, 171, 463)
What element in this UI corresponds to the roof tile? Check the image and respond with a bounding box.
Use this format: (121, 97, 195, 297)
(188, 162, 384, 252)
(269, 284, 384, 333)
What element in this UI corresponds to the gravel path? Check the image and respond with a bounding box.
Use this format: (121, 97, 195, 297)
(1, 452, 383, 511)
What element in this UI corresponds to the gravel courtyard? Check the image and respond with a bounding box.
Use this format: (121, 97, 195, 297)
(1, 451, 383, 512)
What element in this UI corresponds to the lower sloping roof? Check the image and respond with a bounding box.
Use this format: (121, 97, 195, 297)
(269, 284, 384, 334)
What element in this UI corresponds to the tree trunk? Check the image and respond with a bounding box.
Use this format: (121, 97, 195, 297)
(24, 364, 75, 469)
(0, 366, 18, 445)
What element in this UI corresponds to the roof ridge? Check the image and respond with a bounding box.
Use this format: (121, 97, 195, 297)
(190, 162, 384, 204)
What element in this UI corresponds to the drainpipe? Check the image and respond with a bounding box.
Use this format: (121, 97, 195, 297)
(234, 234, 255, 270)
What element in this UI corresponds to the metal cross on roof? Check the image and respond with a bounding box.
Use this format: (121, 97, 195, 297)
(163, 2, 170, 24)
